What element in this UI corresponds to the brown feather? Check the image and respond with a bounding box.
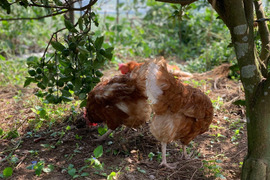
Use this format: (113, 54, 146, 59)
(146, 57, 213, 145)
(86, 63, 151, 130)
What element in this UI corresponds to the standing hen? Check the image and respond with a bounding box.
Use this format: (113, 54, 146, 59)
(145, 57, 213, 169)
(85, 63, 151, 141)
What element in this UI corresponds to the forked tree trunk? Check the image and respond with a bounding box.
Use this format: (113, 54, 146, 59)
(206, 0, 270, 178)
(155, 0, 270, 178)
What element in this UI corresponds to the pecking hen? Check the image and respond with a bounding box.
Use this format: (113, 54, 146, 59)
(85, 62, 151, 141)
(119, 59, 193, 80)
(145, 57, 213, 169)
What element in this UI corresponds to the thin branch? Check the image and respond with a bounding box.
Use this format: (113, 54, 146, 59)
(0, 0, 98, 21)
(155, 0, 197, 6)
(0, 10, 68, 21)
(28, 0, 98, 11)
(42, 27, 66, 60)
(255, 18, 270, 22)
(254, 0, 270, 78)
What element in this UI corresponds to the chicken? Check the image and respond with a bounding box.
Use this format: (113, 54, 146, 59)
(118, 60, 193, 80)
(145, 57, 213, 169)
(85, 62, 151, 141)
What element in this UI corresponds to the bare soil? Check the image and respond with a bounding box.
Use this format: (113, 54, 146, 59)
(0, 59, 246, 180)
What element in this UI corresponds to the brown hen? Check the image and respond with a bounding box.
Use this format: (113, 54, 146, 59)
(85, 63, 151, 141)
(119, 60, 193, 80)
(145, 57, 213, 169)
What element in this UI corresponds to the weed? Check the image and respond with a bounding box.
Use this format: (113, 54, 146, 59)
(66, 164, 89, 179)
(211, 96, 224, 110)
(107, 171, 119, 180)
(148, 152, 155, 161)
(202, 159, 225, 179)
(26, 160, 54, 176)
(0, 167, 13, 178)
(137, 167, 146, 174)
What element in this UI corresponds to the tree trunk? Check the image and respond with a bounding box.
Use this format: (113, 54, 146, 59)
(155, 0, 270, 178)
(241, 79, 270, 179)
(207, 0, 270, 179)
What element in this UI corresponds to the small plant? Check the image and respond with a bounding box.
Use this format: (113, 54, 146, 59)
(26, 160, 54, 176)
(0, 167, 13, 178)
(85, 145, 104, 170)
(202, 159, 225, 179)
(66, 164, 89, 179)
(107, 171, 119, 180)
(137, 167, 146, 174)
(211, 96, 224, 110)
(148, 152, 155, 161)
(157, 152, 162, 163)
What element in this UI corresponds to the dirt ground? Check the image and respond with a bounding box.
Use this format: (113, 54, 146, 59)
(0, 59, 247, 180)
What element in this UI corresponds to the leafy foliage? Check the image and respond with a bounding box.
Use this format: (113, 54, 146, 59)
(24, 13, 113, 106)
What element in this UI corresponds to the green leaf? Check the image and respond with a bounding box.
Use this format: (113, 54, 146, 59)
(81, 172, 89, 177)
(5, 130, 19, 139)
(78, 17, 83, 31)
(93, 145, 103, 158)
(78, 46, 89, 55)
(3, 167, 13, 178)
(68, 168, 76, 177)
(37, 82, 46, 90)
(80, 99, 87, 108)
(27, 56, 39, 67)
(61, 96, 73, 102)
(0, 128, 3, 136)
(78, 93, 86, 100)
(35, 165, 43, 176)
(0, 54, 6, 60)
(64, 19, 74, 30)
(0, 0, 11, 14)
(137, 167, 146, 174)
(73, 174, 80, 179)
(19, 0, 29, 8)
(53, 0, 62, 5)
(94, 36, 104, 50)
(28, 69, 36, 76)
(51, 41, 66, 51)
(233, 99, 246, 106)
(24, 77, 34, 87)
(61, 89, 72, 97)
(103, 47, 114, 60)
(43, 165, 54, 173)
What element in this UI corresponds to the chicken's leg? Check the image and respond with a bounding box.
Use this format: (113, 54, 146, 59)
(181, 145, 193, 159)
(181, 145, 187, 159)
(159, 142, 178, 169)
(93, 129, 113, 142)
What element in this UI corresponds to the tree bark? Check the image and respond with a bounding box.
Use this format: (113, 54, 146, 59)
(155, 0, 270, 178)
(207, 0, 270, 179)
(241, 78, 270, 179)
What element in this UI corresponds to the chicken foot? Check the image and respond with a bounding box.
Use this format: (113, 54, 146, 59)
(159, 142, 179, 169)
(93, 129, 113, 142)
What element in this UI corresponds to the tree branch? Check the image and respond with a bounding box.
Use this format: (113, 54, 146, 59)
(0, 10, 68, 21)
(29, 0, 97, 11)
(155, 0, 197, 6)
(254, 0, 270, 78)
(0, 0, 98, 21)
(255, 18, 270, 22)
